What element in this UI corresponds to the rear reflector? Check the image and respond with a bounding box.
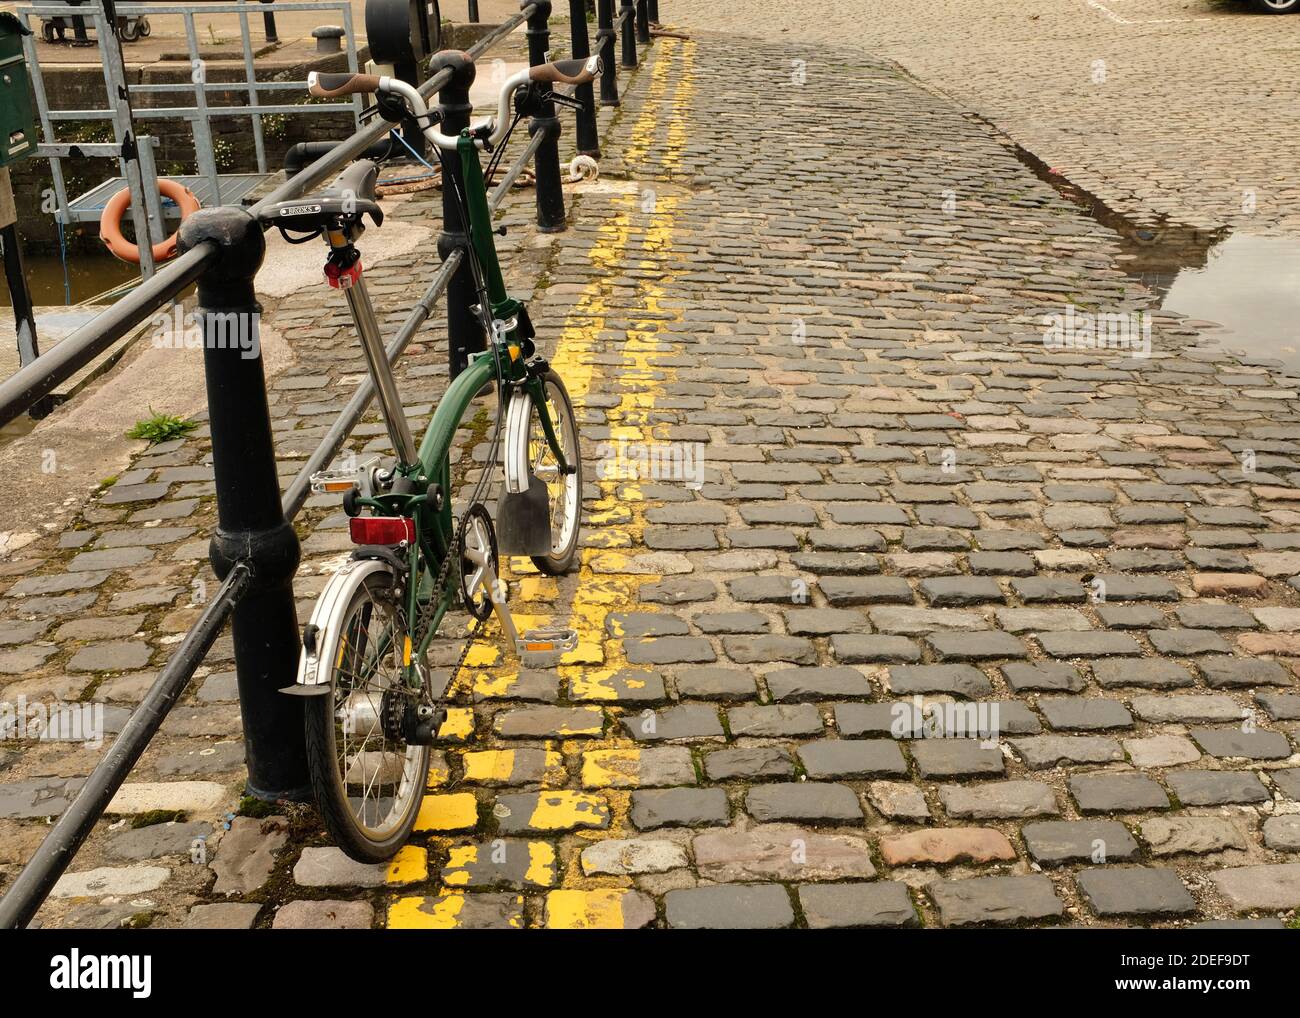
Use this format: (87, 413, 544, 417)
(349, 516, 415, 545)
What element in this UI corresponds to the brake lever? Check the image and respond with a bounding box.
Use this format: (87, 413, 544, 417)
(545, 90, 585, 112)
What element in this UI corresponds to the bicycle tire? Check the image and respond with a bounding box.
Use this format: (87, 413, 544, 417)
(304, 564, 429, 862)
(528, 369, 583, 575)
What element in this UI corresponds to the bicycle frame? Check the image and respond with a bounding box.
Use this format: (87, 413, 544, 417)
(332, 129, 575, 682)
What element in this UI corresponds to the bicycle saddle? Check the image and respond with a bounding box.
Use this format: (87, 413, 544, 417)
(259, 159, 384, 235)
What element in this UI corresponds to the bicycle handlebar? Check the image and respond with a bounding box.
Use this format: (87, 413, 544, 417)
(308, 54, 601, 153)
(529, 56, 600, 86)
(307, 71, 383, 98)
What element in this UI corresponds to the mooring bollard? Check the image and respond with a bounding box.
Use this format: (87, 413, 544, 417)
(635, 0, 650, 46)
(175, 207, 310, 802)
(568, 0, 600, 156)
(524, 1, 566, 232)
(431, 50, 486, 378)
(620, 0, 637, 68)
(596, 0, 620, 107)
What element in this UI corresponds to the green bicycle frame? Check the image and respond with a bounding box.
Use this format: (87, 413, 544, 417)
(350, 130, 574, 681)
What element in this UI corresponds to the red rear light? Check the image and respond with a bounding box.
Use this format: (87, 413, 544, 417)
(349, 516, 415, 545)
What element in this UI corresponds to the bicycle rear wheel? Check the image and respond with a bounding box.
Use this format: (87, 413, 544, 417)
(527, 369, 583, 574)
(304, 562, 429, 862)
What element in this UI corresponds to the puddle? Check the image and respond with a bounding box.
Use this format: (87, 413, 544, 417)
(1007, 137, 1300, 370)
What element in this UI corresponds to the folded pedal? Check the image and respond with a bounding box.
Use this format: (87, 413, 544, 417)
(517, 627, 579, 655)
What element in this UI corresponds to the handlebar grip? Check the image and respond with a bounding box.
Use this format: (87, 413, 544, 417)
(308, 71, 383, 98)
(528, 55, 601, 86)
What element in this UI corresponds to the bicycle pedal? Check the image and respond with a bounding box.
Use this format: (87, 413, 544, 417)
(517, 627, 579, 655)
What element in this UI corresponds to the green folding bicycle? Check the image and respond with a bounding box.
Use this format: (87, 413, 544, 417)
(260, 55, 600, 861)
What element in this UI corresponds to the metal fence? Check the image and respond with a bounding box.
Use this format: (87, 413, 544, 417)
(20, 0, 365, 280)
(0, 0, 663, 931)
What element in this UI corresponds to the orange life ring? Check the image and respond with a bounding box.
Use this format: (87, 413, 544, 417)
(99, 179, 201, 264)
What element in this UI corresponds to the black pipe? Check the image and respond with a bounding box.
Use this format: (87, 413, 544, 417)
(431, 50, 484, 380)
(567, 0, 600, 157)
(635, 0, 649, 45)
(620, 0, 637, 68)
(2, 220, 39, 367)
(283, 137, 400, 178)
(525, 1, 566, 233)
(0, 565, 250, 930)
(260, 0, 278, 42)
(595, 0, 619, 106)
(177, 207, 309, 802)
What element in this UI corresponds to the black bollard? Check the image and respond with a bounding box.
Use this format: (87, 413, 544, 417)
(635, 0, 649, 46)
(620, 0, 637, 68)
(596, 0, 620, 107)
(431, 50, 486, 378)
(175, 207, 309, 803)
(648, 0, 658, 23)
(524, 1, 566, 233)
(568, 0, 601, 157)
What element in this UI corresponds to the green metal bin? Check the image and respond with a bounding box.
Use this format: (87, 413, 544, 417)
(0, 14, 35, 168)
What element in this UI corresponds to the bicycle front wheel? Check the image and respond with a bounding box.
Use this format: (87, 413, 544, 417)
(528, 369, 583, 574)
(304, 561, 429, 862)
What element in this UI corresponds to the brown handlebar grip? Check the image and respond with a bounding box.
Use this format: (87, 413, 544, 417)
(528, 57, 599, 86)
(309, 72, 383, 98)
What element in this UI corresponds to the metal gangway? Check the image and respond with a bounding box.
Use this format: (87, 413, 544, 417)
(18, 0, 365, 279)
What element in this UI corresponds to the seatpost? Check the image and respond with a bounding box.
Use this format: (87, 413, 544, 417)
(567, 0, 601, 157)
(524, 1, 567, 233)
(620, 0, 637, 68)
(176, 207, 310, 803)
(596, 0, 620, 107)
(431, 50, 486, 379)
(334, 253, 420, 466)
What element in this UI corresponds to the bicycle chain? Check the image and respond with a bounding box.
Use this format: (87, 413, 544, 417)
(411, 506, 490, 707)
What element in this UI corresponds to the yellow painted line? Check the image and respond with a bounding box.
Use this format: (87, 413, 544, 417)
(385, 845, 429, 885)
(436, 707, 475, 742)
(543, 889, 643, 930)
(580, 748, 642, 788)
(426, 756, 450, 789)
(387, 892, 525, 930)
(526, 840, 558, 887)
(462, 748, 522, 784)
(441, 840, 559, 888)
(524, 790, 610, 832)
(413, 792, 478, 833)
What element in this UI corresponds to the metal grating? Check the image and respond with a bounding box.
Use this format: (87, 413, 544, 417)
(66, 171, 281, 222)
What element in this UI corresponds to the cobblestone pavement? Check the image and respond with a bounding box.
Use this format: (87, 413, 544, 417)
(680, 0, 1300, 237)
(3, 18, 1300, 930)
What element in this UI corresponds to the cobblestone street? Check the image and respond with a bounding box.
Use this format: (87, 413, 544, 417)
(692, 0, 1300, 237)
(2, 3, 1300, 933)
